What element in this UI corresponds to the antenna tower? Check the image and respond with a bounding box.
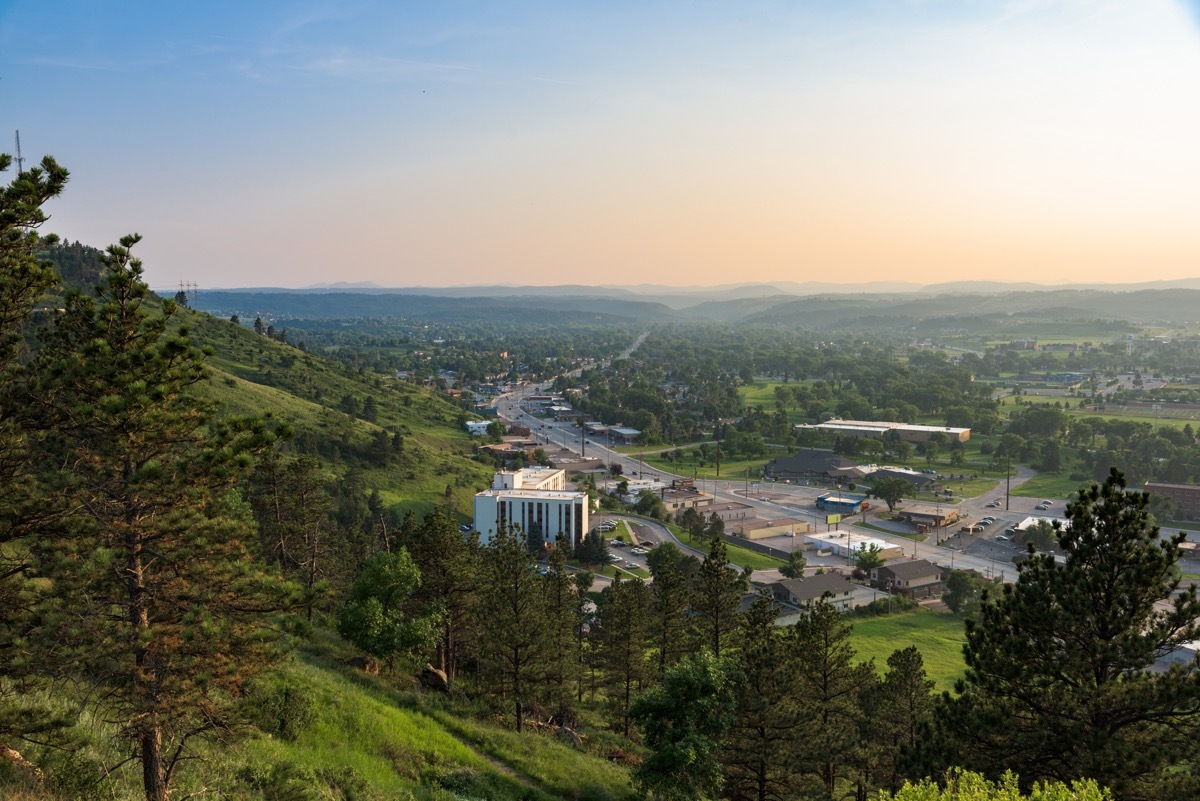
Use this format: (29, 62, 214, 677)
(14, 130, 24, 172)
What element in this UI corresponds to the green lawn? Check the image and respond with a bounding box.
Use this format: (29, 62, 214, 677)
(1009, 472, 1088, 500)
(668, 524, 785, 572)
(850, 609, 967, 694)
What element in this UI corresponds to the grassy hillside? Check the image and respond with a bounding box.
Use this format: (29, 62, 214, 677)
(181, 307, 493, 516)
(6, 633, 639, 801)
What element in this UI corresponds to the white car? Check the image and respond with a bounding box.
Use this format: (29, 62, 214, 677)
(629, 547, 647, 555)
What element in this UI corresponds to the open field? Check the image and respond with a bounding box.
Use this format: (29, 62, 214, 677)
(850, 609, 967, 694)
(1008, 472, 1088, 500)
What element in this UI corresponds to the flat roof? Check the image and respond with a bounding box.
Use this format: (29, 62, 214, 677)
(797, 420, 970, 435)
(476, 489, 587, 501)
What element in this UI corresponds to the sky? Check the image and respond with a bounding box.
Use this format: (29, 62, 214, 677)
(2, 1, 1200, 290)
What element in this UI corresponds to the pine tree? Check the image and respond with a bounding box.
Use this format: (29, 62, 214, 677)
(871, 647, 934, 796)
(596, 576, 650, 737)
(477, 525, 546, 732)
(690, 538, 747, 658)
(21, 236, 298, 801)
(721, 592, 799, 801)
(788, 599, 877, 799)
(542, 534, 583, 723)
(404, 507, 480, 682)
(0, 154, 70, 763)
(647, 542, 690, 677)
(935, 469, 1200, 799)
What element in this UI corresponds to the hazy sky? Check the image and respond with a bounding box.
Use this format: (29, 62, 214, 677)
(3, 1, 1199, 289)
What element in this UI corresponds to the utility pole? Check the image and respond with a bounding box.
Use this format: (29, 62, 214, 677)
(1005, 453, 1012, 511)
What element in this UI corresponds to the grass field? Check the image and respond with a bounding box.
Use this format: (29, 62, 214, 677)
(668, 524, 786, 572)
(850, 609, 967, 694)
(1009, 472, 1088, 500)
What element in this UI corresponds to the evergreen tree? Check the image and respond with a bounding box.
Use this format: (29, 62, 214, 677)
(404, 507, 480, 682)
(253, 316, 264, 334)
(21, 236, 298, 801)
(647, 542, 690, 677)
(630, 652, 738, 801)
(543, 534, 583, 723)
(690, 538, 747, 658)
(0, 154, 70, 761)
(722, 593, 799, 801)
(788, 599, 877, 799)
(477, 525, 546, 732)
(595, 576, 650, 737)
(934, 469, 1200, 799)
(872, 647, 934, 796)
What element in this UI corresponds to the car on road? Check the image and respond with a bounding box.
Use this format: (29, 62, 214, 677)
(986, 501, 1000, 508)
(1035, 503, 1050, 511)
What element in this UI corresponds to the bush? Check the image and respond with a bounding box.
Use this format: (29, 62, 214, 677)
(243, 673, 317, 741)
(848, 595, 919, 618)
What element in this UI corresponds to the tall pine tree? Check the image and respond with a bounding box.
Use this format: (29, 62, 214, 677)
(934, 469, 1200, 800)
(21, 236, 299, 801)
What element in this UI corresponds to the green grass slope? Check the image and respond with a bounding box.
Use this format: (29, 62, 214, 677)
(180, 308, 493, 515)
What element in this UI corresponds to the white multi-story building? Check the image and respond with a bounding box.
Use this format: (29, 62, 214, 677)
(473, 468, 588, 546)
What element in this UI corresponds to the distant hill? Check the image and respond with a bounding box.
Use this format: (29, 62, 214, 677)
(190, 291, 675, 323)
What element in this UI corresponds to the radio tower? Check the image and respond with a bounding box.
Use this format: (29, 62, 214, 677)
(14, 131, 24, 172)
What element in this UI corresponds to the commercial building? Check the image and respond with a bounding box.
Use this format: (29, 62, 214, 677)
(1145, 482, 1200, 521)
(473, 468, 588, 547)
(801, 531, 903, 559)
(763, 450, 861, 482)
(816, 492, 869, 515)
(795, 420, 970, 444)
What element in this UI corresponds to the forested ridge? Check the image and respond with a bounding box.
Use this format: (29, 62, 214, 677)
(5, 158, 1200, 801)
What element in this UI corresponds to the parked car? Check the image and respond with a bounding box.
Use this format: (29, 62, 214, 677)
(610, 538, 626, 547)
(607, 553, 622, 562)
(986, 501, 1000, 508)
(629, 547, 647, 555)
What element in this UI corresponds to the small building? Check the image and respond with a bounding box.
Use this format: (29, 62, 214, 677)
(660, 486, 715, 513)
(816, 492, 868, 515)
(768, 574, 856, 612)
(609, 427, 641, 444)
(735, 517, 812, 540)
(870, 559, 945, 599)
(465, 420, 493, 436)
(706, 501, 756, 524)
(892, 503, 961, 529)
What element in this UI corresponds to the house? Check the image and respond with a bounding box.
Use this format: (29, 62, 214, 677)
(763, 449, 860, 482)
(768, 574, 856, 612)
(870, 559, 944, 599)
(465, 420, 493, 436)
